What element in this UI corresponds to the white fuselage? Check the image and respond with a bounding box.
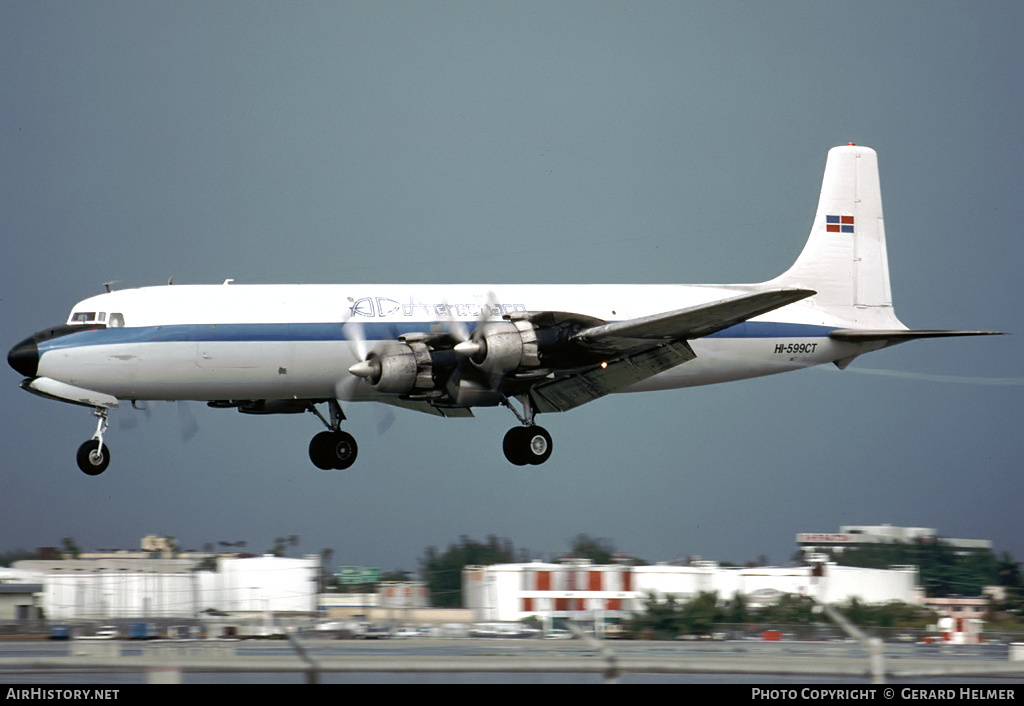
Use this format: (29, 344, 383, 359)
(34, 282, 872, 405)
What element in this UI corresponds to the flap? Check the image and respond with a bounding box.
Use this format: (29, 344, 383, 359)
(528, 340, 696, 414)
(375, 396, 475, 418)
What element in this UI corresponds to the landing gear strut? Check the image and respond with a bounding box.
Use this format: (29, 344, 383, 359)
(307, 400, 358, 470)
(76, 408, 111, 475)
(501, 395, 553, 466)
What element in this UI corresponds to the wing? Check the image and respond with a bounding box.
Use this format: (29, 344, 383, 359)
(341, 288, 814, 417)
(572, 288, 815, 353)
(527, 288, 815, 414)
(527, 339, 697, 414)
(375, 396, 475, 418)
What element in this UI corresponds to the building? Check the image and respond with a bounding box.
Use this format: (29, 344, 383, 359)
(797, 524, 991, 557)
(463, 559, 919, 623)
(0, 569, 44, 621)
(379, 581, 429, 609)
(14, 555, 320, 619)
(922, 596, 989, 621)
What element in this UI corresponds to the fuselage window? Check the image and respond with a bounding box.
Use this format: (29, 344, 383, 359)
(71, 312, 96, 323)
(109, 313, 125, 328)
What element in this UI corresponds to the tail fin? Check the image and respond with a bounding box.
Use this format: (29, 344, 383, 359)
(768, 144, 905, 329)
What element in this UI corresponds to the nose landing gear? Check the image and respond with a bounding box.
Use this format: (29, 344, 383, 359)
(76, 409, 111, 475)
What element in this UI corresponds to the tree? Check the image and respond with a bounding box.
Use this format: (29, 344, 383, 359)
(381, 569, 413, 582)
(421, 535, 519, 608)
(319, 548, 334, 592)
(993, 552, 1024, 615)
(0, 548, 35, 567)
(626, 591, 724, 638)
(724, 591, 750, 624)
(567, 534, 615, 564)
(830, 598, 937, 628)
(60, 537, 80, 559)
(822, 540, 1003, 598)
(754, 594, 817, 625)
(628, 592, 687, 639)
(270, 535, 299, 558)
(681, 591, 721, 635)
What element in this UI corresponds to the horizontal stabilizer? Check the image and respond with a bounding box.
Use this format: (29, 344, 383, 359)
(829, 329, 1004, 343)
(573, 288, 815, 353)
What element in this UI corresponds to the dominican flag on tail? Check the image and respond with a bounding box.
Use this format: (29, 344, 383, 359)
(826, 215, 854, 233)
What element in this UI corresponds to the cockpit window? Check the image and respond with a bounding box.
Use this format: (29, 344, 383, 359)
(69, 311, 120, 326)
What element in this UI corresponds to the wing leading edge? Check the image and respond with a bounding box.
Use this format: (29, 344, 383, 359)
(571, 288, 815, 353)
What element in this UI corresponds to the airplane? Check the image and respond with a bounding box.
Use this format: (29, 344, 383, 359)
(7, 144, 1001, 475)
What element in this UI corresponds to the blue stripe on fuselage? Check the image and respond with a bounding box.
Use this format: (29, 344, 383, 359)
(36, 320, 837, 353)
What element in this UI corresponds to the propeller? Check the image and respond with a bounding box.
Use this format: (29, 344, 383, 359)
(453, 337, 484, 358)
(340, 303, 375, 400)
(450, 291, 501, 357)
(336, 305, 397, 436)
(342, 292, 507, 425)
(118, 400, 152, 431)
(176, 401, 199, 443)
(117, 400, 199, 443)
(443, 292, 517, 405)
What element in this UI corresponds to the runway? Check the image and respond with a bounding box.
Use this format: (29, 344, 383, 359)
(2, 637, 1023, 684)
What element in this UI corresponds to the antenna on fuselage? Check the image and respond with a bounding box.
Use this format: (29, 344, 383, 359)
(102, 281, 120, 293)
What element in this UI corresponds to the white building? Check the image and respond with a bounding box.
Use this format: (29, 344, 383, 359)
(797, 524, 991, 556)
(15, 555, 320, 619)
(378, 581, 429, 609)
(0, 568, 45, 621)
(463, 559, 919, 622)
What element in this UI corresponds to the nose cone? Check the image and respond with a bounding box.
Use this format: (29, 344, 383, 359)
(8, 337, 39, 377)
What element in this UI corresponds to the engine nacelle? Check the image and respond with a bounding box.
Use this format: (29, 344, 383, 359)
(467, 320, 539, 375)
(355, 341, 435, 395)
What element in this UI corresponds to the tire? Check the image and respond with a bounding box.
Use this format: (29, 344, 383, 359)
(76, 439, 110, 476)
(309, 432, 336, 470)
(523, 426, 553, 465)
(309, 431, 358, 470)
(503, 426, 553, 466)
(503, 427, 529, 466)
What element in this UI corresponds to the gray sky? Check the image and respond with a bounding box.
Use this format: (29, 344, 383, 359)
(2, 2, 1021, 575)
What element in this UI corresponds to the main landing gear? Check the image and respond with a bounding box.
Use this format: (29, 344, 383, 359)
(502, 425, 553, 466)
(76, 408, 111, 475)
(307, 400, 358, 470)
(501, 395, 553, 466)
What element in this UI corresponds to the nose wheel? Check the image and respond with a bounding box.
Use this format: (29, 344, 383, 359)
(76, 408, 111, 475)
(77, 439, 111, 475)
